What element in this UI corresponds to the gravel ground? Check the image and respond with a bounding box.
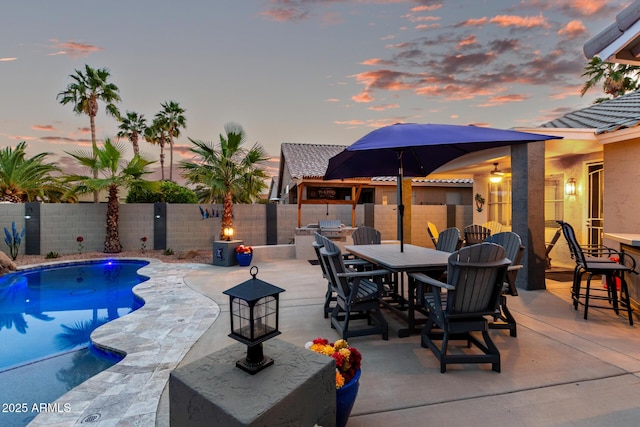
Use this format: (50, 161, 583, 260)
(13, 249, 214, 268)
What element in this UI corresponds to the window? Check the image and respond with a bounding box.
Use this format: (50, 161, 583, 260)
(544, 175, 564, 228)
(487, 179, 511, 226)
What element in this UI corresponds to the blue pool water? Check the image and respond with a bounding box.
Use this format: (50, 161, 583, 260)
(0, 260, 149, 426)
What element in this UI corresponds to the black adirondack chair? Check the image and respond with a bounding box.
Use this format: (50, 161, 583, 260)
(411, 243, 510, 373)
(319, 235, 389, 340)
(485, 232, 524, 337)
(436, 227, 461, 253)
(312, 232, 337, 318)
(351, 225, 381, 245)
(557, 220, 635, 325)
(464, 224, 491, 246)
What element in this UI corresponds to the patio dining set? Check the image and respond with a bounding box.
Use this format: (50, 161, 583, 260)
(312, 222, 636, 373)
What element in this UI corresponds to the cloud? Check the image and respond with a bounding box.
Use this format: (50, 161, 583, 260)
(48, 40, 104, 58)
(557, 20, 586, 39)
(0, 57, 17, 62)
(32, 124, 55, 131)
(325, 98, 340, 102)
(457, 14, 550, 29)
(477, 93, 529, 107)
(368, 103, 400, 111)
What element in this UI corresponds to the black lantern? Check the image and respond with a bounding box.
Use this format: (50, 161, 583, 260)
(223, 266, 285, 374)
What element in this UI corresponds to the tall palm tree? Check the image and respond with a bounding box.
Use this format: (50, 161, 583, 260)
(180, 122, 268, 239)
(57, 64, 121, 202)
(117, 111, 147, 156)
(144, 117, 170, 180)
(65, 138, 158, 253)
(0, 141, 71, 202)
(155, 101, 186, 182)
(581, 56, 640, 102)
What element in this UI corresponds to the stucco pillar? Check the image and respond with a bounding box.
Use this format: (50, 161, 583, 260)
(512, 141, 546, 291)
(402, 178, 412, 244)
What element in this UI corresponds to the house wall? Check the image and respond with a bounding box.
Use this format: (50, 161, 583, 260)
(603, 139, 640, 235)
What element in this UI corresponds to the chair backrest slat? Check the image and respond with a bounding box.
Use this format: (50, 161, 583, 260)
(485, 232, 522, 266)
(319, 235, 350, 298)
(427, 221, 439, 247)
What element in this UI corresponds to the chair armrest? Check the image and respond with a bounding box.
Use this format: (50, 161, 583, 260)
(337, 269, 390, 278)
(408, 272, 455, 290)
(507, 264, 523, 272)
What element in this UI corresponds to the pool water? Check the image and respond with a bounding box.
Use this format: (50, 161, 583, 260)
(0, 260, 149, 426)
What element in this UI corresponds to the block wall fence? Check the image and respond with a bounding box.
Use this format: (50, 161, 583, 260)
(0, 203, 472, 256)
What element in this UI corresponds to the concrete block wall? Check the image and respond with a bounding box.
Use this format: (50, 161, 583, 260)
(166, 204, 217, 252)
(2, 203, 473, 256)
(40, 204, 107, 254)
(411, 205, 448, 248)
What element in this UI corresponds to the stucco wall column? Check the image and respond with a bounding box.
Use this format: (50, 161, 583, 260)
(512, 141, 547, 290)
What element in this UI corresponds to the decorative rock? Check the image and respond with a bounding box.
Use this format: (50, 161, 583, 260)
(0, 251, 16, 275)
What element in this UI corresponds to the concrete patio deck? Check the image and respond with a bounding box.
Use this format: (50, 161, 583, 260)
(159, 258, 640, 427)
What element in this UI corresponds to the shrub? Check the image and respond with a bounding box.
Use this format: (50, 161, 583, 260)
(164, 248, 175, 256)
(3, 222, 25, 261)
(126, 181, 198, 204)
(45, 251, 60, 259)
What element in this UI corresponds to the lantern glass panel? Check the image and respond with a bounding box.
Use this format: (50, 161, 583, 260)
(253, 296, 278, 339)
(230, 297, 252, 339)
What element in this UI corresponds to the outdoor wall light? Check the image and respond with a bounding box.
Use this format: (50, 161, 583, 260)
(24, 207, 32, 220)
(223, 226, 234, 241)
(565, 178, 577, 196)
(489, 163, 504, 184)
(223, 266, 285, 375)
(155, 207, 162, 219)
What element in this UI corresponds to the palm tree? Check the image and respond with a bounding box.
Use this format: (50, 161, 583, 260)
(144, 117, 170, 180)
(155, 101, 186, 182)
(57, 64, 121, 202)
(581, 57, 640, 102)
(0, 141, 71, 202)
(180, 122, 268, 239)
(65, 138, 158, 253)
(117, 111, 147, 156)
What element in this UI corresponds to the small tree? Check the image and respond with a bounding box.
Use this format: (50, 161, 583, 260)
(65, 139, 158, 253)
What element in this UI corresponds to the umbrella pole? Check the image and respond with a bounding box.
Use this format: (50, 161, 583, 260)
(397, 151, 404, 252)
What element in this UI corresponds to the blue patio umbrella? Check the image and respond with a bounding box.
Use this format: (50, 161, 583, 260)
(323, 123, 562, 251)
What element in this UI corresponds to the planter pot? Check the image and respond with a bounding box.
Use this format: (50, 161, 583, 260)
(236, 253, 253, 267)
(336, 369, 360, 427)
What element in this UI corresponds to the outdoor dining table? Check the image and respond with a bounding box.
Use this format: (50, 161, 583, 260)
(344, 243, 451, 337)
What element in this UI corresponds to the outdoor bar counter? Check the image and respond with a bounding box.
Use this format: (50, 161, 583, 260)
(603, 233, 640, 307)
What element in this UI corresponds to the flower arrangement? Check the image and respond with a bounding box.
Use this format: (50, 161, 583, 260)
(235, 244, 253, 254)
(76, 236, 84, 254)
(140, 236, 147, 253)
(306, 338, 361, 389)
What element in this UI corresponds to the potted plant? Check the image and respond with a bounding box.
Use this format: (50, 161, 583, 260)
(235, 245, 253, 266)
(306, 338, 362, 427)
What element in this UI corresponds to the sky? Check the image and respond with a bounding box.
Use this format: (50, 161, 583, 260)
(0, 0, 631, 179)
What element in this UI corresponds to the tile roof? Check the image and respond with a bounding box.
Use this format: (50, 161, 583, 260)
(372, 177, 473, 184)
(583, 0, 640, 60)
(281, 142, 346, 179)
(539, 90, 640, 134)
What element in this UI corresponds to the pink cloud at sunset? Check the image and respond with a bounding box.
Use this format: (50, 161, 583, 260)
(477, 94, 529, 107)
(32, 125, 55, 131)
(48, 40, 104, 58)
(558, 20, 587, 38)
(0, 57, 17, 62)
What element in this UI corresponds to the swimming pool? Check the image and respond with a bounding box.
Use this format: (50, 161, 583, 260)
(0, 260, 149, 426)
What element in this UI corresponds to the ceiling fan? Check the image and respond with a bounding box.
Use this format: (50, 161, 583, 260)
(489, 163, 505, 183)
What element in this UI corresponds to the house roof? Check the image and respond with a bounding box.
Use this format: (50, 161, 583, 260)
(281, 142, 346, 179)
(583, 0, 640, 64)
(539, 90, 640, 134)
